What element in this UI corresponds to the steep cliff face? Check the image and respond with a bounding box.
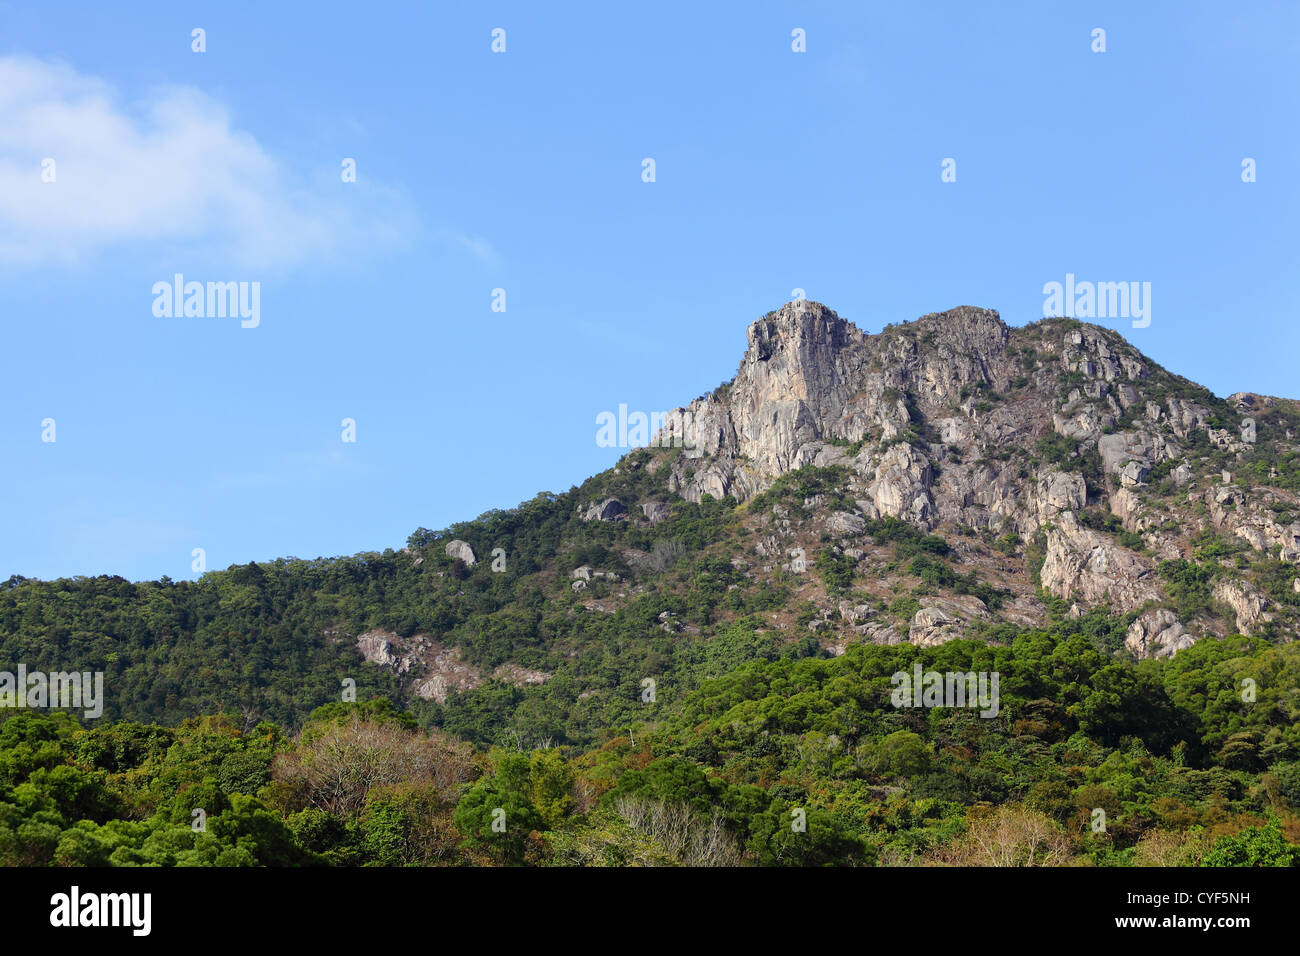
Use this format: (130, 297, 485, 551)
(644, 300, 1300, 657)
(667, 303, 1022, 514)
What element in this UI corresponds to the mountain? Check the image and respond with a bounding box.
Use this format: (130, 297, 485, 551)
(653, 301, 1300, 651)
(4, 301, 1299, 732)
(4, 302, 1300, 868)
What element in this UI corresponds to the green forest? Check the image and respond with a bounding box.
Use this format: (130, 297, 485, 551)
(2, 457, 1299, 866)
(2, 631, 1298, 866)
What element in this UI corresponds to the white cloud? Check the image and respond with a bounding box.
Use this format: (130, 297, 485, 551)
(0, 56, 415, 270)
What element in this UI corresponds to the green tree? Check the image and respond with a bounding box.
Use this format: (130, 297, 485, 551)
(1201, 820, 1298, 867)
(453, 751, 545, 864)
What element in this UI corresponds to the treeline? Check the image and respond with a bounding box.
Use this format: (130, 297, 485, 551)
(0, 457, 815, 750)
(3, 632, 1298, 867)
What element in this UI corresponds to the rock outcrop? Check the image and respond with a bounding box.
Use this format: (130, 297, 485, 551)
(640, 501, 670, 523)
(445, 539, 476, 566)
(582, 498, 627, 521)
(1038, 514, 1161, 613)
(637, 301, 1300, 656)
(908, 596, 989, 646)
(1212, 578, 1269, 635)
(355, 628, 548, 704)
(1125, 609, 1196, 659)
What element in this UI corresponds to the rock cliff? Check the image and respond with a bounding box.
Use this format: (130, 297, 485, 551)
(637, 301, 1300, 657)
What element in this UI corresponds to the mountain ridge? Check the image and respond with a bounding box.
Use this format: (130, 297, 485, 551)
(3, 301, 1299, 735)
(609, 300, 1300, 657)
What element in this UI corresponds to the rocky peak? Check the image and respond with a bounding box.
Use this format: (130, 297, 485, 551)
(906, 305, 1012, 364)
(727, 301, 869, 472)
(666, 302, 1022, 505)
(743, 299, 864, 369)
(645, 300, 1300, 656)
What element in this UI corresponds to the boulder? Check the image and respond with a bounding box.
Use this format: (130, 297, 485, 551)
(827, 511, 866, 536)
(641, 501, 670, 524)
(1125, 609, 1196, 659)
(445, 539, 476, 566)
(582, 498, 627, 522)
(907, 596, 988, 647)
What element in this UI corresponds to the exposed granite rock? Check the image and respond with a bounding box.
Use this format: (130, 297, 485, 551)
(1125, 609, 1196, 659)
(664, 303, 1010, 508)
(641, 501, 670, 523)
(657, 610, 699, 635)
(614, 300, 1300, 658)
(412, 643, 486, 703)
(838, 599, 874, 624)
(826, 511, 866, 536)
(356, 629, 418, 676)
(355, 628, 551, 704)
(571, 565, 620, 584)
(445, 539, 476, 566)
(1211, 578, 1269, 635)
(869, 444, 935, 525)
(355, 629, 485, 703)
(491, 663, 551, 688)
(1039, 513, 1161, 612)
(1029, 470, 1086, 526)
(582, 498, 627, 521)
(908, 596, 989, 646)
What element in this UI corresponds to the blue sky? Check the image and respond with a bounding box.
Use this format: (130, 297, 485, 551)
(1, 1, 1297, 582)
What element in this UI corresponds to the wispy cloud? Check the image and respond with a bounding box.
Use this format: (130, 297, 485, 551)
(0, 55, 416, 271)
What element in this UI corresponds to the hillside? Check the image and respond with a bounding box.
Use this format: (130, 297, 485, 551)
(3, 302, 1300, 867)
(6, 302, 1298, 731)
